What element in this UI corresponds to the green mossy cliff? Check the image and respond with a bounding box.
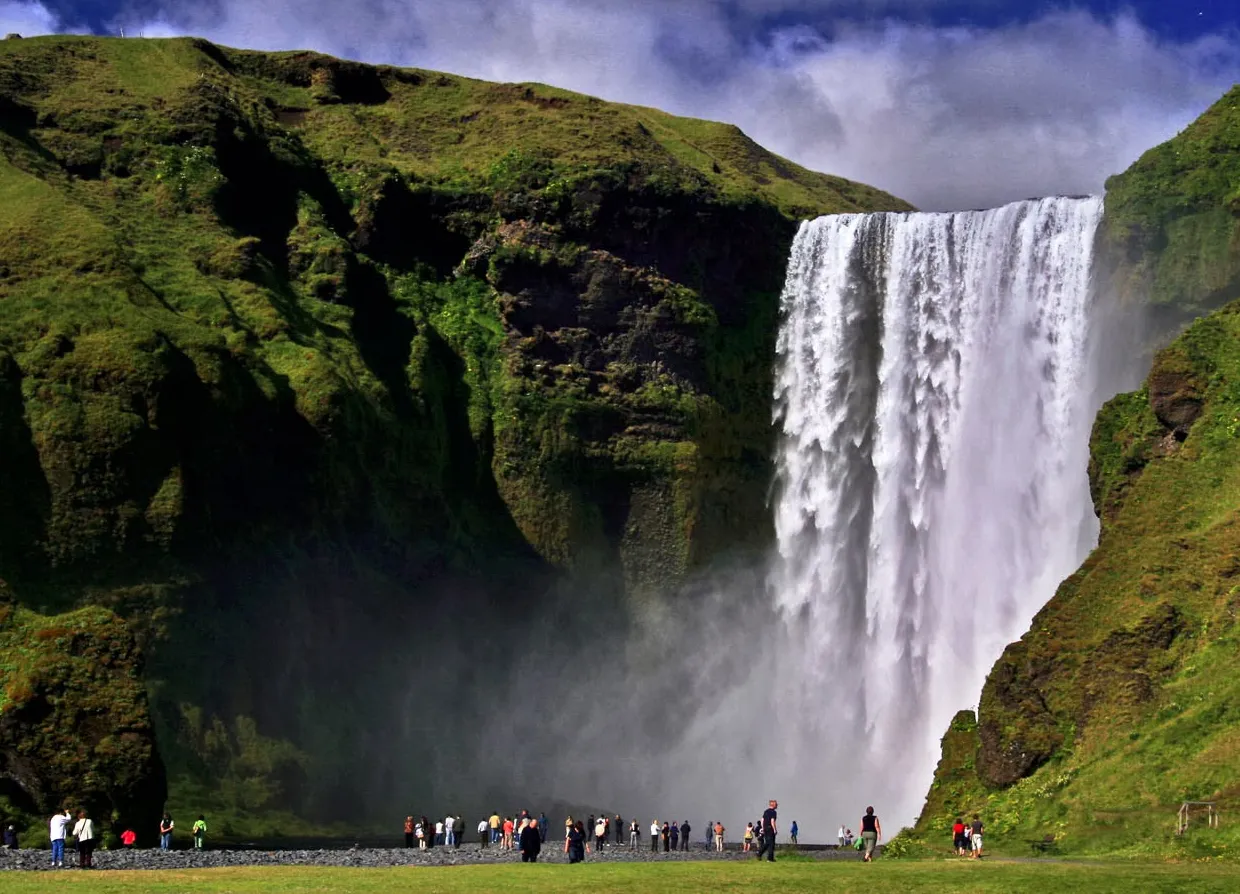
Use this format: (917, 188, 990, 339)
(1098, 85, 1240, 333)
(916, 86, 1240, 859)
(0, 35, 908, 832)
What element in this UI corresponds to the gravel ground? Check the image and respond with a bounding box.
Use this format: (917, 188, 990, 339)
(1, 842, 864, 871)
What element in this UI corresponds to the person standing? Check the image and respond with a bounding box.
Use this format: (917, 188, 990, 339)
(3, 824, 17, 849)
(680, 820, 691, 850)
(705, 821, 712, 847)
(838, 824, 846, 847)
(444, 814, 455, 847)
(714, 821, 725, 852)
(594, 816, 607, 853)
(539, 812, 548, 844)
(614, 814, 623, 844)
(455, 816, 464, 848)
(50, 809, 71, 868)
(478, 818, 489, 848)
(743, 822, 754, 852)
(404, 816, 415, 849)
(756, 799, 778, 862)
(629, 817, 639, 848)
(192, 815, 207, 850)
(503, 816, 515, 850)
(670, 821, 679, 851)
(72, 810, 95, 869)
(489, 811, 501, 846)
(860, 806, 881, 862)
(519, 818, 542, 862)
(790, 820, 799, 846)
(565, 820, 586, 864)
(952, 817, 966, 856)
(416, 820, 426, 849)
(650, 819, 659, 852)
(970, 814, 984, 859)
(661, 821, 670, 853)
(159, 812, 174, 851)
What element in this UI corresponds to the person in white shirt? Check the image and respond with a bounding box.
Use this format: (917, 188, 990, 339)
(49, 810, 71, 867)
(72, 810, 95, 869)
(838, 824, 846, 847)
(650, 820, 659, 853)
(477, 819, 489, 848)
(444, 815, 456, 847)
(434, 820, 444, 846)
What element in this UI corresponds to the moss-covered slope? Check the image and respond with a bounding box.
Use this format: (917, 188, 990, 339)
(0, 590, 164, 843)
(916, 86, 1240, 858)
(0, 34, 908, 831)
(1098, 84, 1240, 333)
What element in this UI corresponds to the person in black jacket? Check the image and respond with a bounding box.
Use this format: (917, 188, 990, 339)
(519, 818, 542, 863)
(680, 821, 691, 850)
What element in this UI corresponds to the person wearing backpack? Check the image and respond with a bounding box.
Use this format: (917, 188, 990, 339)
(192, 815, 207, 850)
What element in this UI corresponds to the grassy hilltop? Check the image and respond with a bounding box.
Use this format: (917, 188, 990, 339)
(915, 84, 1240, 860)
(0, 34, 907, 837)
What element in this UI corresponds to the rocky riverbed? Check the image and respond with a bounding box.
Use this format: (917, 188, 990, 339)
(0, 842, 863, 871)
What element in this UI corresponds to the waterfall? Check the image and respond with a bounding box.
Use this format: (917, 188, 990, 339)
(770, 196, 1104, 824)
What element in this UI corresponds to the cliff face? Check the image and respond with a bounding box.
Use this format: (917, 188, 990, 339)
(0, 35, 909, 832)
(1097, 85, 1240, 334)
(916, 85, 1240, 858)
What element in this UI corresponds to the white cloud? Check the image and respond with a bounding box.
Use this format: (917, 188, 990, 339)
(7, 1, 1240, 208)
(0, 0, 59, 36)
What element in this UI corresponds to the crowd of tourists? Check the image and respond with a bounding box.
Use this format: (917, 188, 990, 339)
(2, 798, 947, 867)
(398, 799, 794, 863)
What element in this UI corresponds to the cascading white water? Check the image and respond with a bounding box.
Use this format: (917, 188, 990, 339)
(771, 196, 1104, 824)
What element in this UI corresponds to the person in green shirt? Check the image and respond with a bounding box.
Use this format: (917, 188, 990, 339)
(192, 816, 207, 850)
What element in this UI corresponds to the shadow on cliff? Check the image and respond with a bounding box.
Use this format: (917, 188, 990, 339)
(0, 352, 50, 587)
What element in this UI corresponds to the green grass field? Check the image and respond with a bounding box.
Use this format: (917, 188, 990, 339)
(3, 861, 1240, 894)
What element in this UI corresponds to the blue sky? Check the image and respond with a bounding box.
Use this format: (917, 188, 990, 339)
(2, 0, 1238, 209)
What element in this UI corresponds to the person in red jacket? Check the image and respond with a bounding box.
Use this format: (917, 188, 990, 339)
(120, 829, 137, 848)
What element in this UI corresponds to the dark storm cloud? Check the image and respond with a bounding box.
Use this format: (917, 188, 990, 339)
(3, 0, 1238, 208)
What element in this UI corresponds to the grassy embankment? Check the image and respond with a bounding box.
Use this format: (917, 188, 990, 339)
(5, 861, 1240, 894)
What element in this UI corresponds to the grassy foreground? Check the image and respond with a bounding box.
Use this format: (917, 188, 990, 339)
(4, 861, 1240, 894)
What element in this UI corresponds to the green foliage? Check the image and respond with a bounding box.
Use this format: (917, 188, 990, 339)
(153, 144, 224, 208)
(881, 829, 922, 858)
(1100, 86, 1240, 326)
(0, 602, 163, 830)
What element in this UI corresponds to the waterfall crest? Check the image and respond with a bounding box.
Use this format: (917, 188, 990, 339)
(770, 197, 1104, 823)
